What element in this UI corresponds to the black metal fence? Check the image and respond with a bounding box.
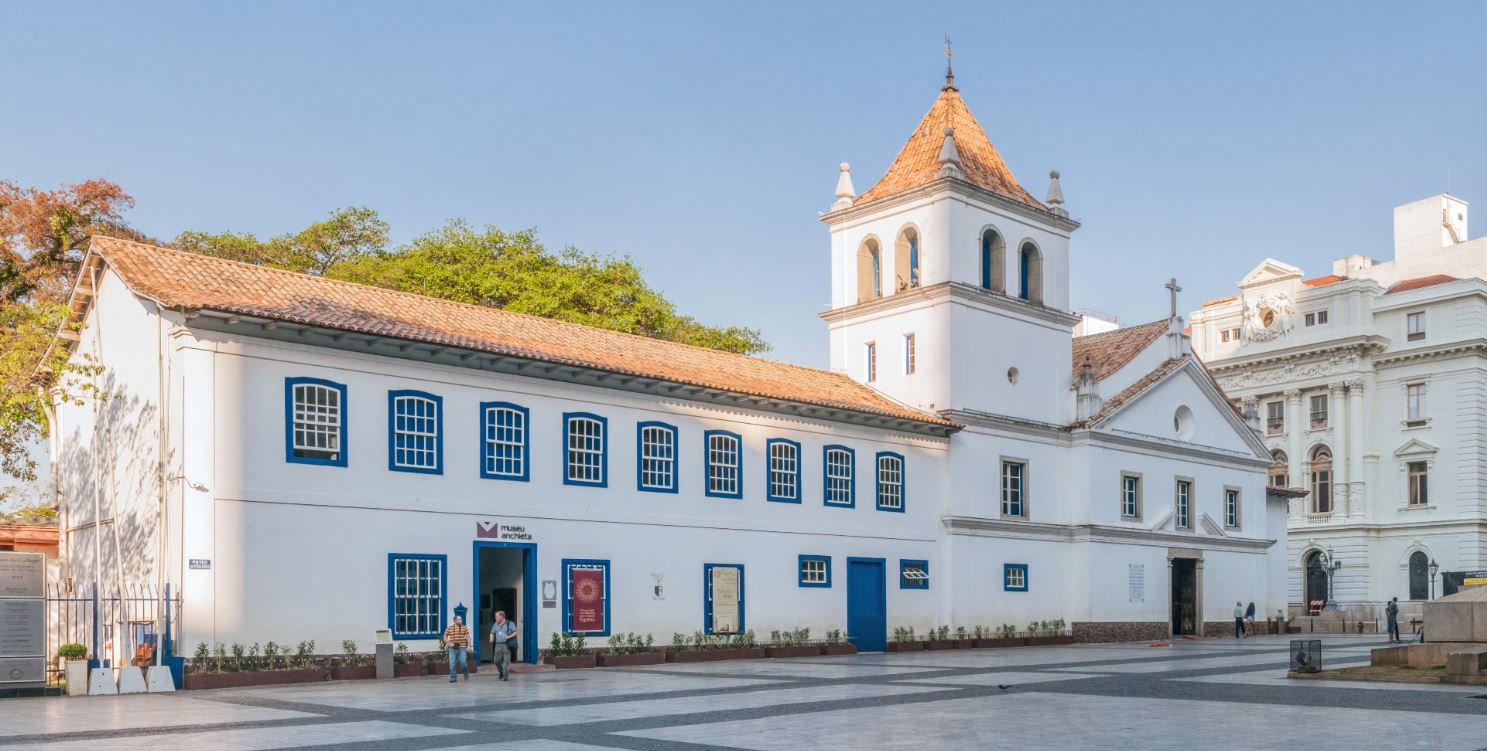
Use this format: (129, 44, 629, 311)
(45, 582, 181, 684)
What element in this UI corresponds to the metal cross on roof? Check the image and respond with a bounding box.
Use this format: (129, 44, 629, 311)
(1166, 277, 1182, 319)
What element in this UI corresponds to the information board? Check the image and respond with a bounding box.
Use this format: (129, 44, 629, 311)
(0, 553, 44, 687)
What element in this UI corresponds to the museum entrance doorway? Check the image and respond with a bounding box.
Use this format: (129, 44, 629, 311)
(1170, 558, 1198, 636)
(473, 541, 536, 664)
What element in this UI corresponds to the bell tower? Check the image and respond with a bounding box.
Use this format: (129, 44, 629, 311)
(819, 74, 1081, 424)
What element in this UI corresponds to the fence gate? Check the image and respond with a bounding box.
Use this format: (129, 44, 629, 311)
(45, 583, 181, 685)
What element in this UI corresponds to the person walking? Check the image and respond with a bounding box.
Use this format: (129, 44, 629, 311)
(490, 610, 518, 681)
(1233, 601, 1245, 639)
(443, 614, 471, 682)
(1385, 596, 1401, 643)
(1244, 601, 1257, 637)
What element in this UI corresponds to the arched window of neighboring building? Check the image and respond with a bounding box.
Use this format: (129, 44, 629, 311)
(980, 229, 1005, 293)
(1018, 242, 1043, 304)
(895, 227, 920, 292)
(1409, 551, 1430, 601)
(856, 238, 882, 303)
(1269, 450, 1289, 488)
(1304, 550, 1328, 607)
(1310, 446, 1332, 514)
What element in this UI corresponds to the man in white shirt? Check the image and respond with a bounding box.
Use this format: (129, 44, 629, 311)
(490, 611, 518, 681)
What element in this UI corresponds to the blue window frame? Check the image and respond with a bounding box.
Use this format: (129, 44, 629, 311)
(703, 563, 745, 635)
(285, 377, 347, 466)
(637, 421, 679, 493)
(875, 451, 905, 512)
(387, 553, 446, 639)
(798, 555, 831, 588)
(480, 402, 529, 481)
(823, 445, 855, 507)
(388, 390, 442, 473)
(900, 559, 929, 589)
(563, 412, 608, 487)
(704, 430, 743, 499)
(561, 559, 611, 636)
(766, 438, 801, 503)
(1004, 563, 1029, 592)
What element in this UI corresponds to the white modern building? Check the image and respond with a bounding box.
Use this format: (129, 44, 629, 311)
(52, 72, 1283, 665)
(1190, 194, 1487, 616)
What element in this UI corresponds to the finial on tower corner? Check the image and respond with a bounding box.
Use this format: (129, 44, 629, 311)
(1046, 169, 1067, 217)
(832, 162, 856, 211)
(936, 127, 963, 179)
(942, 33, 956, 90)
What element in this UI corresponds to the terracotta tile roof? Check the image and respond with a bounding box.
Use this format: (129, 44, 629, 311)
(854, 86, 1043, 209)
(1386, 274, 1458, 294)
(86, 237, 956, 430)
(1070, 320, 1168, 381)
(1202, 295, 1238, 307)
(1082, 357, 1185, 425)
(0, 522, 59, 548)
(1302, 274, 1346, 287)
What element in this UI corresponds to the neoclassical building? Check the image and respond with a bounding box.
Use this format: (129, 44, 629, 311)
(52, 71, 1282, 665)
(1191, 193, 1487, 615)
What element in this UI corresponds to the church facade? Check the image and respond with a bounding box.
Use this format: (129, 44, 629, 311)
(52, 74, 1283, 665)
(1190, 194, 1487, 617)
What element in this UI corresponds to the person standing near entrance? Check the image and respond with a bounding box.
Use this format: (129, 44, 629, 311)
(1386, 596, 1401, 643)
(444, 614, 471, 682)
(1244, 601, 1256, 637)
(490, 610, 518, 681)
(1233, 602, 1245, 639)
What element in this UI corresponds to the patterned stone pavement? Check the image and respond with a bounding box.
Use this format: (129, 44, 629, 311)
(2, 635, 1485, 750)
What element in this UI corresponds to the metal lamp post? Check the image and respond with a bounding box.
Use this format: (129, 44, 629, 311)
(1429, 559, 1440, 600)
(1323, 547, 1342, 611)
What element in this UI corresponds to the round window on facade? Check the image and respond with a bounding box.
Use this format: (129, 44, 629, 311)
(1174, 405, 1195, 441)
(1007, 367, 1020, 385)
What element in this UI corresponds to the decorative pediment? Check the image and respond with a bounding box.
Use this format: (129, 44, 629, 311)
(1238, 258, 1304, 289)
(1393, 438, 1439, 457)
(1199, 514, 1228, 537)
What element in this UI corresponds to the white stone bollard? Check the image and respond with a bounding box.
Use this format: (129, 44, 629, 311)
(116, 666, 147, 694)
(145, 666, 176, 692)
(65, 661, 90, 697)
(87, 668, 118, 695)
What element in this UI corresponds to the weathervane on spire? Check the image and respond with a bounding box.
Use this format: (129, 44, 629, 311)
(942, 33, 956, 90)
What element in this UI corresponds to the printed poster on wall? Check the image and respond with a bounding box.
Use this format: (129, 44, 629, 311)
(710, 566, 740, 634)
(569, 567, 606, 633)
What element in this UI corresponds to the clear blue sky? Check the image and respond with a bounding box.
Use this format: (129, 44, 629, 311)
(4, 1, 1484, 368)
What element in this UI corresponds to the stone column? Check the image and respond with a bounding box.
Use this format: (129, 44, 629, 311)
(1347, 379, 1366, 519)
(1330, 382, 1349, 512)
(1278, 389, 1302, 517)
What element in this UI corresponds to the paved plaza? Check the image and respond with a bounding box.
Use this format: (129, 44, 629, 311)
(2, 635, 1486, 750)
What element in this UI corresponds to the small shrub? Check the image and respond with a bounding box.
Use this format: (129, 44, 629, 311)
(193, 642, 209, 663)
(671, 632, 687, 652)
(935, 625, 950, 640)
(973, 626, 984, 639)
(1027, 621, 1041, 637)
(1049, 618, 1066, 635)
(58, 643, 87, 660)
(394, 642, 409, 665)
(826, 628, 843, 644)
(264, 641, 280, 670)
(436, 637, 449, 661)
(212, 643, 227, 673)
(955, 626, 967, 640)
(769, 629, 781, 644)
(997, 624, 1017, 639)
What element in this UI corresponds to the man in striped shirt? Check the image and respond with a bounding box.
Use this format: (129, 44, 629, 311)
(444, 615, 471, 682)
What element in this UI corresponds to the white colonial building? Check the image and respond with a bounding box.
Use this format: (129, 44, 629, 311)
(1191, 193, 1487, 617)
(52, 72, 1283, 665)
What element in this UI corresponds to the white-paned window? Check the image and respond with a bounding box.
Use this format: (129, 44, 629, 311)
(1309, 394, 1328, 429)
(482, 403, 527, 480)
(799, 556, 829, 587)
(288, 378, 345, 464)
(824, 447, 855, 506)
(1121, 474, 1141, 519)
(565, 414, 607, 486)
(767, 440, 800, 502)
(1175, 479, 1192, 529)
(1407, 383, 1427, 423)
(638, 423, 677, 492)
(1225, 488, 1240, 528)
(1407, 311, 1426, 341)
(876, 453, 904, 511)
(1001, 461, 1026, 518)
(391, 391, 441, 472)
(1408, 462, 1429, 506)
(390, 555, 444, 638)
(706, 431, 742, 498)
(1266, 401, 1284, 434)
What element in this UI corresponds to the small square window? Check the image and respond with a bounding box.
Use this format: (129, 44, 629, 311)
(799, 555, 831, 587)
(900, 560, 929, 589)
(1407, 311, 1426, 341)
(1309, 394, 1328, 429)
(1304, 312, 1315, 326)
(1004, 563, 1028, 592)
(1317, 310, 1328, 324)
(1221, 329, 1230, 343)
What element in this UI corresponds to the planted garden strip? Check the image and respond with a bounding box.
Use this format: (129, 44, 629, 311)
(595, 652, 666, 667)
(183, 668, 327, 690)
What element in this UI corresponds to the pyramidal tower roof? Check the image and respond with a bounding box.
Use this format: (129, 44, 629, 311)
(855, 84, 1043, 210)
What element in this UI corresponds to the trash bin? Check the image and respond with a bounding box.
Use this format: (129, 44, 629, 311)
(1289, 639, 1322, 673)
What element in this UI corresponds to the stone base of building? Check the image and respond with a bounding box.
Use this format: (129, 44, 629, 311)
(1202, 620, 1273, 638)
(1072, 622, 1170, 643)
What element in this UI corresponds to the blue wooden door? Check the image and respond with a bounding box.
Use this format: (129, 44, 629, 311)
(847, 559, 886, 652)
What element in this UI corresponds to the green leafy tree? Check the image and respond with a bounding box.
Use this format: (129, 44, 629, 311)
(173, 206, 387, 276)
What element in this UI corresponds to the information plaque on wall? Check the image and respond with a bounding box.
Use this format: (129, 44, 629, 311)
(0, 553, 45, 688)
(1128, 564, 1145, 603)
